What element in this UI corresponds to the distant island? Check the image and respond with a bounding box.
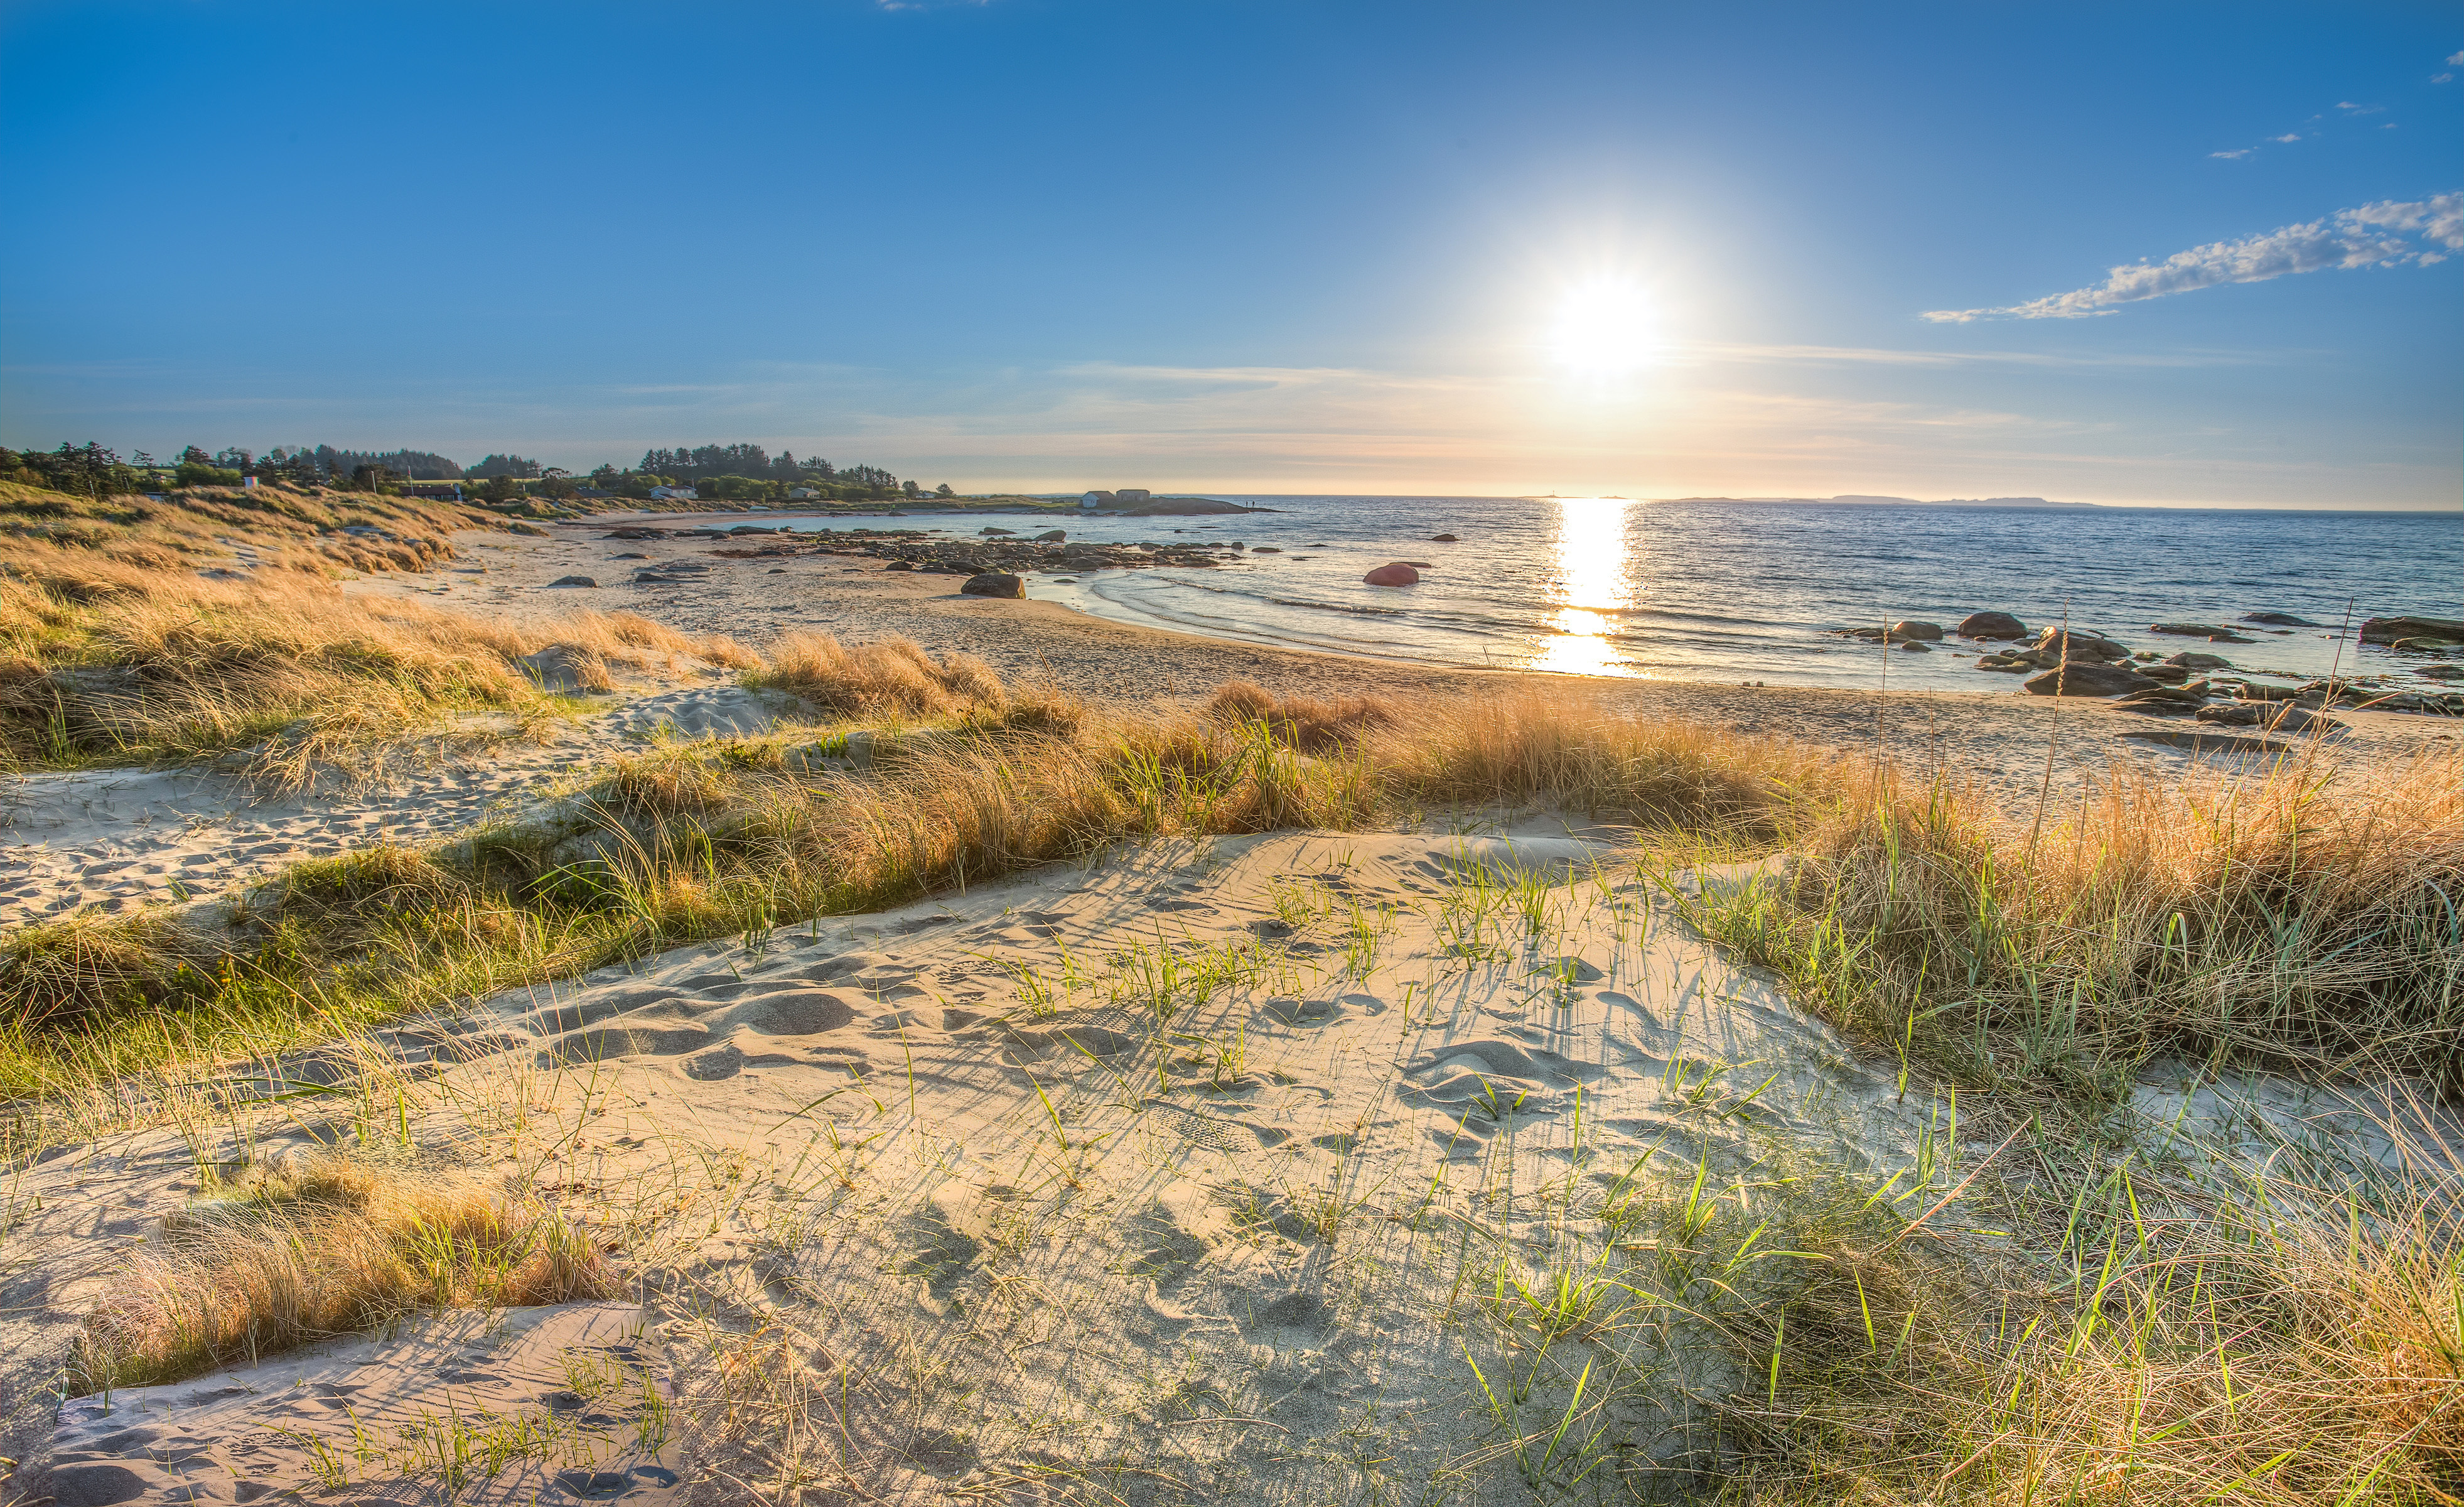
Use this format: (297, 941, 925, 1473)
(1654, 494, 2096, 509)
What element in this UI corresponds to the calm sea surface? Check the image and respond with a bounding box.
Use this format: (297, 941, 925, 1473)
(782, 498, 2463, 692)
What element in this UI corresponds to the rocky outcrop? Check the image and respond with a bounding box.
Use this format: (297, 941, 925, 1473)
(2164, 651, 2234, 671)
(1957, 611, 2029, 640)
(960, 572, 1025, 599)
(2195, 702, 2341, 734)
(1364, 563, 1420, 586)
(547, 575, 598, 588)
(2242, 611, 2321, 627)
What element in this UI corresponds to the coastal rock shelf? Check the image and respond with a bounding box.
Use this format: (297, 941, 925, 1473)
(589, 522, 1239, 578)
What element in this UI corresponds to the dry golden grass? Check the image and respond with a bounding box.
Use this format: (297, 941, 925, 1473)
(741, 630, 1006, 716)
(0, 477, 496, 577)
(1, 535, 741, 786)
(1722, 1147, 2464, 1505)
(1693, 749, 2464, 1099)
(73, 1150, 612, 1392)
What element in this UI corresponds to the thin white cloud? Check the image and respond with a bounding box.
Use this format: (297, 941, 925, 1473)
(2336, 100, 2386, 114)
(2435, 72, 2454, 84)
(2450, 50, 2463, 63)
(1922, 193, 2464, 321)
(2269, 132, 2303, 143)
(2211, 148, 2254, 159)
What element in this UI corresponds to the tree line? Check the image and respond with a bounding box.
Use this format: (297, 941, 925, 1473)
(1, 438, 931, 504)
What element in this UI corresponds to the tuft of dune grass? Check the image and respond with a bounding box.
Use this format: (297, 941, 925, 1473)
(73, 1150, 611, 1393)
(1714, 1142, 2464, 1504)
(1684, 750, 2464, 1101)
(740, 631, 1006, 718)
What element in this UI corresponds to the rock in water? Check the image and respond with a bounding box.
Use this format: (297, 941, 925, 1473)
(2022, 661, 2152, 698)
(2149, 622, 2256, 642)
(1364, 563, 1420, 586)
(2164, 651, 2233, 671)
(960, 572, 1025, 598)
(2360, 615, 2464, 646)
(1431, 533, 1459, 542)
(1957, 610, 2029, 640)
(1898, 639, 1930, 652)
(1887, 619, 1944, 641)
(2242, 610, 2322, 627)
(1033, 529, 1066, 543)
(547, 575, 598, 588)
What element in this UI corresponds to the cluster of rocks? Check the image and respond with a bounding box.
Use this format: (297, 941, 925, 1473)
(1829, 608, 2463, 722)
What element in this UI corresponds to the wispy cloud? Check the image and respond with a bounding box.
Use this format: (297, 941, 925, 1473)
(2335, 100, 2386, 115)
(2210, 148, 2254, 160)
(2269, 132, 2303, 143)
(1922, 193, 2464, 321)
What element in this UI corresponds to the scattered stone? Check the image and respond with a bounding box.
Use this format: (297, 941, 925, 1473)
(1431, 533, 1459, 542)
(2138, 664, 2193, 684)
(613, 552, 648, 559)
(960, 572, 1025, 598)
(1898, 639, 1930, 652)
(1957, 610, 2029, 640)
(979, 526, 1014, 536)
(2195, 702, 2341, 733)
(2242, 611, 2322, 627)
(2022, 661, 2153, 698)
(547, 575, 598, 588)
(2360, 615, 2464, 647)
(1364, 562, 1421, 587)
(885, 561, 915, 571)
(2149, 623, 2256, 642)
(2165, 651, 2234, 671)
(1888, 620, 1944, 642)
(1033, 529, 1066, 543)
(1252, 546, 1282, 553)
(1976, 656, 2033, 673)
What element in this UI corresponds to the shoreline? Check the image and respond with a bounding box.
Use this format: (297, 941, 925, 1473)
(367, 519, 2455, 808)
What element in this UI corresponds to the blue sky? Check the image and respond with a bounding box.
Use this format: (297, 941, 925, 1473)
(3, 1, 2458, 507)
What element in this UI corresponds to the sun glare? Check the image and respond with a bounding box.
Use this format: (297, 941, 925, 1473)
(1547, 279, 1657, 375)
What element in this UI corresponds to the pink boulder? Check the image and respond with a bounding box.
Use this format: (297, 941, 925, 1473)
(1364, 562, 1420, 587)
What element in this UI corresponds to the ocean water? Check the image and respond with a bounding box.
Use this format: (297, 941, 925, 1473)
(781, 497, 2463, 692)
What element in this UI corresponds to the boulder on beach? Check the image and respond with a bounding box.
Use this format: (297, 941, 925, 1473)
(1957, 610, 2029, 640)
(515, 644, 612, 694)
(960, 572, 1025, 599)
(2165, 651, 2233, 671)
(2149, 623, 2255, 642)
(2031, 627, 2131, 662)
(2196, 702, 2340, 735)
(1364, 563, 1420, 587)
(1887, 619, 1944, 642)
(2022, 661, 2152, 698)
(547, 575, 598, 588)
(2360, 615, 2464, 647)
(885, 560, 915, 571)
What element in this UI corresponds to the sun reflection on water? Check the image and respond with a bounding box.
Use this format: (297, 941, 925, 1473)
(1532, 497, 1635, 676)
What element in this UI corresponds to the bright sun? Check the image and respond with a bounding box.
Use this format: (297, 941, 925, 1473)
(1547, 279, 1657, 375)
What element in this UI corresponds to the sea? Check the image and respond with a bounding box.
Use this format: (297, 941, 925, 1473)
(776, 497, 2463, 693)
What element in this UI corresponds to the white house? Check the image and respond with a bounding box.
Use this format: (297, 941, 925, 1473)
(1080, 489, 1115, 509)
(788, 487, 820, 500)
(648, 485, 699, 502)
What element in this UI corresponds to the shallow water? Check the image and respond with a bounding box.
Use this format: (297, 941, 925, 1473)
(781, 497, 2462, 692)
